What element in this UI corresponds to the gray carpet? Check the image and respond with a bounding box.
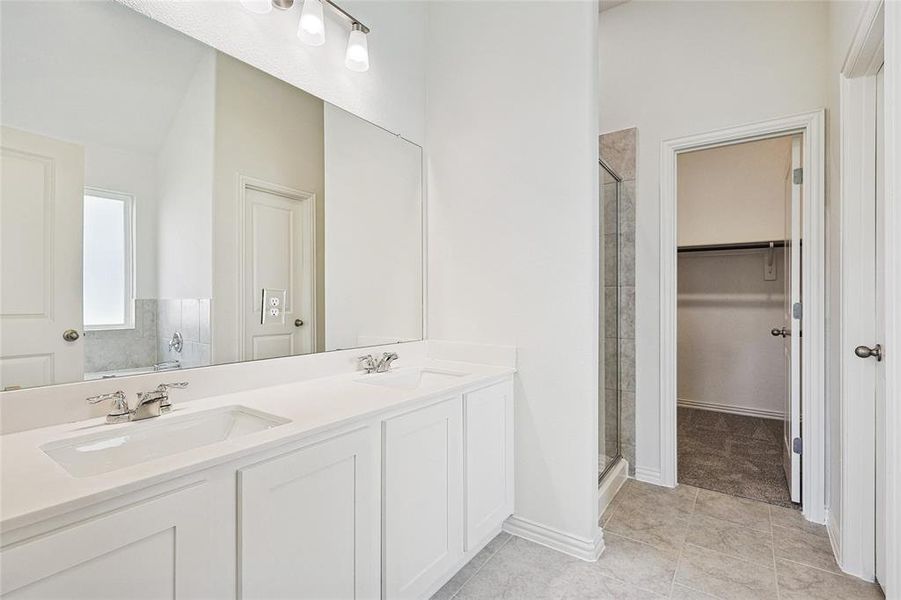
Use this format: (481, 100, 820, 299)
(677, 407, 797, 508)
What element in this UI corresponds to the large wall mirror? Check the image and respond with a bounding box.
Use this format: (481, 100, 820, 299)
(0, 0, 423, 391)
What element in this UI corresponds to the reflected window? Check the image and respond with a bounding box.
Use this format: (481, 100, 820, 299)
(83, 188, 134, 330)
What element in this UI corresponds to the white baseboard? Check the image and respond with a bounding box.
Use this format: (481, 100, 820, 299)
(634, 466, 665, 486)
(826, 509, 843, 570)
(598, 458, 628, 518)
(502, 516, 603, 562)
(678, 397, 784, 420)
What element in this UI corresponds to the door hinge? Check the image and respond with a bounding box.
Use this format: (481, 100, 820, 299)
(793, 437, 802, 455)
(793, 168, 803, 185)
(793, 302, 802, 320)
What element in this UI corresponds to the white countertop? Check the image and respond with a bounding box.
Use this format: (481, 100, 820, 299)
(0, 359, 514, 533)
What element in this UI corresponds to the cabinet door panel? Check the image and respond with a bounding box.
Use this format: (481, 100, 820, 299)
(383, 397, 463, 599)
(239, 427, 377, 600)
(1, 483, 214, 599)
(465, 379, 514, 549)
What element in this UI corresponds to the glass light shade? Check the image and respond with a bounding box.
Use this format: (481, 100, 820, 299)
(240, 0, 272, 14)
(345, 27, 369, 72)
(297, 0, 325, 46)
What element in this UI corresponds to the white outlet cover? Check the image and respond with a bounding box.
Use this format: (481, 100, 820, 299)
(261, 288, 287, 324)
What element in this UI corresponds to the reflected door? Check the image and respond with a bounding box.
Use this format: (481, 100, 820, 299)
(875, 63, 886, 586)
(782, 135, 802, 503)
(241, 183, 315, 361)
(0, 127, 85, 389)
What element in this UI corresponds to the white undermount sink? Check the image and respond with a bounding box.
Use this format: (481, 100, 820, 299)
(41, 406, 290, 478)
(355, 367, 468, 391)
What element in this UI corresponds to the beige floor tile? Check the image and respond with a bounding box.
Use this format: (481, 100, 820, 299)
(454, 536, 576, 600)
(670, 584, 721, 599)
(595, 533, 679, 596)
(776, 558, 884, 600)
(675, 544, 778, 600)
(621, 479, 699, 515)
(686, 513, 774, 566)
(431, 533, 511, 600)
(769, 504, 828, 537)
(694, 489, 771, 532)
(773, 524, 842, 574)
(604, 498, 691, 553)
(548, 561, 666, 600)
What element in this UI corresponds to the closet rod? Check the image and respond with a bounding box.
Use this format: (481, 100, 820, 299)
(677, 240, 787, 253)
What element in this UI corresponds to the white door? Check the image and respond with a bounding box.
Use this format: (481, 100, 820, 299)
(874, 63, 886, 587)
(0, 126, 84, 390)
(241, 182, 315, 361)
(239, 428, 379, 600)
(783, 134, 803, 503)
(0, 484, 220, 599)
(383, 397, 464, 600)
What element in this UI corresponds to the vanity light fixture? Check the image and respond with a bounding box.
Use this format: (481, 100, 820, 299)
(241, 0, 371, 72)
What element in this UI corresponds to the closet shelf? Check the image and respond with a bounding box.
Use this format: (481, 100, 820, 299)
(677, 240, 786, 253)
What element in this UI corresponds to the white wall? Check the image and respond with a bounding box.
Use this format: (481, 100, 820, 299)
(156, 50, 216, 300)
(678, 251, 786, 418)
(323, 104, 422, 351)
(117, 0, 427, 145)
(824, 0, 871, 559)
(427, 1, 600, 547)
(677, 136, 792, 247)
(599, 0, 830, 481)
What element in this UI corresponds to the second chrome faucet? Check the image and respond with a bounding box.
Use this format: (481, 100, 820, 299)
(358, 352, 400, 374)
(87, 382, 189, 424)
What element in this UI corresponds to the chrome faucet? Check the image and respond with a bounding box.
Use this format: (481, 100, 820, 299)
(86, 391, 130, 424)
(357, 352, 399, 374)
(376, 352, 399, 373)
(86, 382, 189, 424)
(135, 382, 189, 419)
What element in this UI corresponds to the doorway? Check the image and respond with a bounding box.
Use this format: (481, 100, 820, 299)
(675, 134, 801, 508)
(658, 110, 826, 522)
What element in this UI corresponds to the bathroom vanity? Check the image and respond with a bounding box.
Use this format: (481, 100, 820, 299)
(0, 361, 514, 599)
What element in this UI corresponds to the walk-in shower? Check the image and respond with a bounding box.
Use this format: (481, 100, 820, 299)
(599, 158, 622, 484)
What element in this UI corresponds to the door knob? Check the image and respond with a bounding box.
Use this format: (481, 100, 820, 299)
(62, 329, 80, 342)
(294, 319, 304, 327)
(854, 344, 882, 362)
(771, 327, 790, 338)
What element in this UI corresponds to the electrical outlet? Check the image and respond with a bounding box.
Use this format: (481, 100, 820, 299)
(261, 288, 287, 324)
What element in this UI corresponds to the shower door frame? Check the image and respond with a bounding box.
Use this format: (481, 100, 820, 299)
(598, 157, 623, 485)
(658, 110, 827, 523)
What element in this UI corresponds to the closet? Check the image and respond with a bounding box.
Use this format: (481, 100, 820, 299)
(676, 134, 801, 508)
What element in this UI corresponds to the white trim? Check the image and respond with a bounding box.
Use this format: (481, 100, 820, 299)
(82, 186, 135, 332)
(826, 509, 842, 574)
(598, 458, 628, 518)
(236, 175, 318, 360)
(502, 516, 603, 562)
(634, 466, 663, 487)
(677, 398, 783, 421)
(881, 2, 900, 596)
(659, 110, 827, 524)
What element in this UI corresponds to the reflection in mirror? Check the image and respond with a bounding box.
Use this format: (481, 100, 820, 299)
(0, 0, 423, 391)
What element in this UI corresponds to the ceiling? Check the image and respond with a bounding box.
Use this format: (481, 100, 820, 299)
(1, 0, 209, 155)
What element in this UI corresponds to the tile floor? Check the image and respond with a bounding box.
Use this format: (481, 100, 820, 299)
(678, 407, 793, 508)
(434, 480, 884, 600)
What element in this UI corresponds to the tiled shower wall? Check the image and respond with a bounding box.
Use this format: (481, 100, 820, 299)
(601, 128, 637, 475)
(83, 299, 212, 374)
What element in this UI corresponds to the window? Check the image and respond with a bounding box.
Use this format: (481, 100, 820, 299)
(83, 188, 135, 330)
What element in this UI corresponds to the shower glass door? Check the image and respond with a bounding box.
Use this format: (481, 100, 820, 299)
(600, 159, 622, 482)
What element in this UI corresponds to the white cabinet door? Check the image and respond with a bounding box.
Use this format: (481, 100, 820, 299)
(464, 379, 514, 550)
(0, 483, 218, 599)
(383, 397, 463, 600)
(239, 427, 378, 600)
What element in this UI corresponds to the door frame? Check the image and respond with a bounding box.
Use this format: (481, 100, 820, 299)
(880, 2, 900, 596)
(236, 175, 318, 361)
(658, 110, 827, 523)
(835, 0, 884, 582)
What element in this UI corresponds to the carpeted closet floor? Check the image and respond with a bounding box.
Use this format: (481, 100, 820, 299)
(677, 406, 797, 508)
